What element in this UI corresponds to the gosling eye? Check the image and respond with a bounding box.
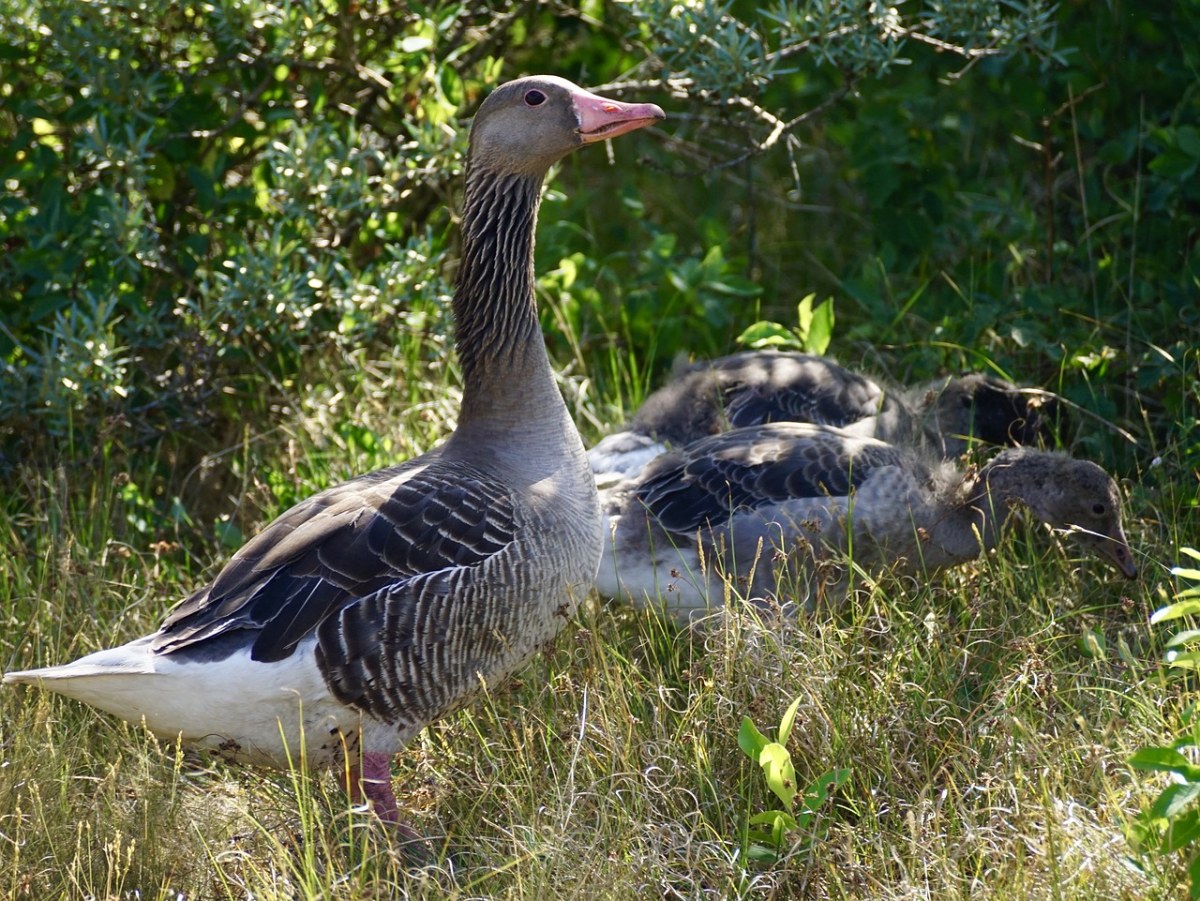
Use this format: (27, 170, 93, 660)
(1091, 503, 1106, 516)
(524, 89, 546, 107)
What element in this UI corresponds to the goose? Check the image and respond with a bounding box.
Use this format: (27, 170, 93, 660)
(595, 422, 1137, 626)
(4, 76, 664, 837)
(587, 350, 1063, 484)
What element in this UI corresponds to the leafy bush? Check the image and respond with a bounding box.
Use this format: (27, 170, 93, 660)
(1129, 550, 1200, 895)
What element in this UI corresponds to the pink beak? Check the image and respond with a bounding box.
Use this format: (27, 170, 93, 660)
(572, 87, 665, 143)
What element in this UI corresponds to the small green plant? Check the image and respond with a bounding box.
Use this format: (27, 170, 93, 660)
(737, 696, 850, 863)
(737, 293, 836, 355)
(1129, 548, 1200, 895)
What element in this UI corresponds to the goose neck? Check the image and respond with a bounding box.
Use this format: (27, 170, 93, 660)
(452, 167, 555, 427)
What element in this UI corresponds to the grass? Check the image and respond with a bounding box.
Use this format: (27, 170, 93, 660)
(0, 340, 1192, 899)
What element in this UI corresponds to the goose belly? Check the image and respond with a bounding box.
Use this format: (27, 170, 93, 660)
(13, 637, 359, 769)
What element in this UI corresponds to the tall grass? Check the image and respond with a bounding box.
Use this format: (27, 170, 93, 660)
(0, 324, 1189, 899)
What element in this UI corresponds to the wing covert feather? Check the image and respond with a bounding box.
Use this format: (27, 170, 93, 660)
(635, 424, 908, 534)
(152, 461, 520, 663)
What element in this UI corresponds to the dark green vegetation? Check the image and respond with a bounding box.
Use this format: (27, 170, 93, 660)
(1, 1, 1197, 897)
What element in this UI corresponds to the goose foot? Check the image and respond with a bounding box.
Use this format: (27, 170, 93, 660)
(346, 752, 433, 860)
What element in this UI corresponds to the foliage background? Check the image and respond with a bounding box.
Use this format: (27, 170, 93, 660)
(0, 0, 1197, 897)
(3, 0, 1195, 480)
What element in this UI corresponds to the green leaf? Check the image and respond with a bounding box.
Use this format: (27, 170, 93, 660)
(1172, 567, 1200, 582)
(1167, 650, 1200, 671)
(747, 843, 781, 863)
(1166, 630, 1200, 649)
(759, 742, 798, 808)
(737, 320, 797, 349)
(1180, 849, 1200, 897)
(1188, 851, 1200, 899)
(738, 716, 770, 761)
(806, 297, 835, 355)
(1126, 812, 1160, 852)
(749, 809, 799, 830)
(1129, 747, 1200, 780)
(1181, 548, 1200, 564)
(795, 767, 851, 828)
(1176, 125, 1200, 159)
(400, 35, 433, 53)
(1162, 809, 1200, 853)
(796, 293, 816, 340)
(1080, 627, 1107, 658)
(1117, 634, 1139, 667)
(778, 696, 803, 745)
(1152, 782, 1200, 820)
(1152, 599, 1200, 624)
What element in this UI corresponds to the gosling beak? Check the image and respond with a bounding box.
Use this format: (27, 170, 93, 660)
(1104, 529, 1139, 580)
(573, 87, 665, 144)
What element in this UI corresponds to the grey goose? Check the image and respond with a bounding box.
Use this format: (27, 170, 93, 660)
(595, 422, 1137, 626)
(5, 76, 665, 837)
(588, 350, 1064, 485)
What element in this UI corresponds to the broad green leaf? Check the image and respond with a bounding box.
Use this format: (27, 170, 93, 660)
(1151, 782, 1200, 820)
(1126, 813, 1159, 851)
(1129, 747, 1200, 780)
(1117, 634, 1138, 667)
(796, 767, 851, 827)
(796, 293, 816, 340)
(1162, 809, 1200, 853)
(1172, 567, 1200, 582)
(759, 742, 797, 808)
(1189, 850, 1200, 899)
(806, 297, 835, 355)
(748, 809, 793, 848)
(737, 320, 796, 349)
(400, 35, 433, 53)
(1166, 629, 1200, 649)
(749, 809, 799, 830)
(747, 843, 781, 862)
(778, 696, 803, 744)
(1181, 547, 1200, 563)
(1152, 599, 1200, 624)
(1080, 627, 1107, 658)
(1166, 650, 1200, 670)
(738, 716, 770, 761)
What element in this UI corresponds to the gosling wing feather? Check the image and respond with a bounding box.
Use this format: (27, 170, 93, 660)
(635, 424, 909, 534)
(720, 356, 887, 430)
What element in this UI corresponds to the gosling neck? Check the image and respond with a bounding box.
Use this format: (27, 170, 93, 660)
(960, 449, 1046, 553)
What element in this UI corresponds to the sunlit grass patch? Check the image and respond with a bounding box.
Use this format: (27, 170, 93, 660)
(0, 330, 1187, 898)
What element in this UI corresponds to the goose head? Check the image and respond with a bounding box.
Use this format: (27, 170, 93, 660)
(468, 75, 665, 176)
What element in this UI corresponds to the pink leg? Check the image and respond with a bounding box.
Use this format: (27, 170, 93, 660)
(345, 752, 427, 847)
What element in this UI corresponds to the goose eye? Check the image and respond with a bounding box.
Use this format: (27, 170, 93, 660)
(524, 89, 546, 107)
(1091, 503, 1106, 516)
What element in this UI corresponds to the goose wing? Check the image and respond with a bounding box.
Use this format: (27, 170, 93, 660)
(635, 423, 908, 534)
(152, 459, 520, 664)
